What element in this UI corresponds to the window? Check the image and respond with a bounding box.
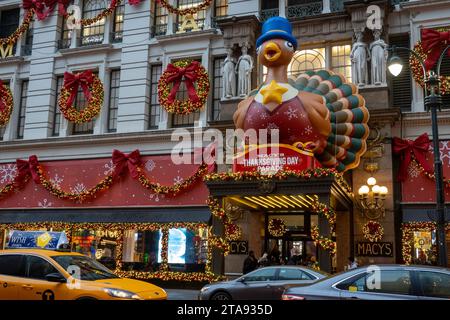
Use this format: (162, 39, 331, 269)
(52, 77, 64, 136)
(59, 1, 74, 49)
(244, 267, 277, 281)
(417, 271, 450, 299)
(0, 255, 26, 277)
(440, 54, 450, 109)
(17, 80, 29, 139)
(338, 270, 413, 296)
(26, 256, 59, 280)
(390, 34, 412, 111)
(331, 45, 352, 82)
(81, 0, 107, 46)
(23, 26, 34, 56)
(171, 59, 201, 128)
(71, 72, 97, 135)
(176, 0, 206, 32)
(287, 0, 323, 20)
(112, 2, 124, 43)
(260, 0, 279, 22)
(211, 56, 225, 121)
(53, 255, 118, 280)
(152, 1, 168, 36)
(149, 64, 162, 129)
(288, 48, 326, 78)
(0, 8, 20, 56)
(214, 0, 228, 17)
(108, 70, 120, 132)
(278, 268, 314, 280)
(122, 229, 163, 272)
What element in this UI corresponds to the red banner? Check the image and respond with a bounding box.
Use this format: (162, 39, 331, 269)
(233, 144, 321, 174)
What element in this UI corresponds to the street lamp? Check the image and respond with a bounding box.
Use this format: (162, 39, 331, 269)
(357, 177, 389, 219)
(387, 44, 449, 267)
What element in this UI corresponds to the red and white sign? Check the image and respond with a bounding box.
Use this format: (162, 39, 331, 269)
(233, 144, 321, 174)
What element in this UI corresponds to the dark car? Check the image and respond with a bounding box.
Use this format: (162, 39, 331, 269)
(282, 264, 450, 300)
(199, 266, 328, 300)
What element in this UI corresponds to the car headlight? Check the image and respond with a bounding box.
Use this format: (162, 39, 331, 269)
(200, 286, 210, 293)
(104, 288, 141, 300)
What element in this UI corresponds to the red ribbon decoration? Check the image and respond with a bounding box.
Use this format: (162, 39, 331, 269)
(45, 0, 71, 15)
(393, 133, 433, 181)
(63, 70, 94, 108)
(14, 155, 40, 187)
(128, 0, 142, 5)
(165, 61, 200, 104)
(421, 28, 450, 71)
(112, 149, 142, 179)
(22, 0, 53, 21)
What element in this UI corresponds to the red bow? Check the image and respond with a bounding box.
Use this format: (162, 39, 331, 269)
(393, 133, 433, 181)
(421, 28, 450, 71)
(63, 70, 94, 108)
(46, 0, 71, 15)
(14, 155, 40, 187)
(23, 0, 52, 21)
(128, 0, 142, 5)
(112, 149, 142, 179)
(165, 61, 200, 104)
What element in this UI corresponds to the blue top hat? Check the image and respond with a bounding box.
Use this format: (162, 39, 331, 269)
(256, 16, 298, 50)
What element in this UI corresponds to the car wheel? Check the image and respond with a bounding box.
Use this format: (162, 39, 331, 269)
(210, 291, 232, 300)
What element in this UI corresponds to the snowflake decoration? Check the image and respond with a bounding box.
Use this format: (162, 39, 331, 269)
(145, 160, 156, 172)
(284, 106, 298, 120)
(439, 141, 450, 166)
(50, 174, 64, 188)
(304, 126, 313, 135)
(70, 183, 87, 194)
(174, 176, 184, 184)
(259, 112, 269, 120)
(407, 162, 420, 179)
(0, 164, 17, 184)
(246, 114, 255, 125)
(149, 193, 165, 202)
(104, 160, 115, 175)
(38, 199, 53, 208)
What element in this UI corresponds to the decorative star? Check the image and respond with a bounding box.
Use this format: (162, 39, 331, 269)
(260, 80, 288, 105)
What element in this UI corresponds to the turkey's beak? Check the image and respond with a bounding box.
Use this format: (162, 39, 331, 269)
(263, 42, 281, 62)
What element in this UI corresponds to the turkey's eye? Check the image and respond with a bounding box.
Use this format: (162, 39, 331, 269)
(284, 41, 294, 51)
(256, 46, 261, 54)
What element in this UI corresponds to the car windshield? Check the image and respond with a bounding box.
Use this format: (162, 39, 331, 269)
(52, 255, 118, 281)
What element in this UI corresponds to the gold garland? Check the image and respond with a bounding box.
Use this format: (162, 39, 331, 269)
(207, 196, 242, 243)
(63, 0, 122, 27)
(410, 42, 450, 95)
(362, 220, 384, 242)
(158, 0, 213, 16)
(311, 225, 336, 256)
(410, 156, 450, 188)
(158, 60, 210, 115)
(58, 75, 104, 124)
(0, 10, 34, 46)
(0, 83, 13, 127)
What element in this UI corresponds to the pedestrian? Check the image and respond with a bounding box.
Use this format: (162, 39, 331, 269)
(258, 252, 269, 267)
(268, 243, 281, 265)
(243, 250, 258, 274)
(346, 256, 358, 270)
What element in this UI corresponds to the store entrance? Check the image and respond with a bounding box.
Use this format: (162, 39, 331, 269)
(266, 238, 318, 266)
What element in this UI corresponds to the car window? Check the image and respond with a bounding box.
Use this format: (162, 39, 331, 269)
(0, 255, 26, 277)
(278, 268, 314, 280)
(51, 255, 118, 281)
(26, 256, 59, 280)
(345, 270, 412, 295)
(244, 268, 277, 281)
(417, 271, 450, 299)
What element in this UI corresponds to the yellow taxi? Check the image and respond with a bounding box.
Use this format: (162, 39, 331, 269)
(0, 249, 167, 300)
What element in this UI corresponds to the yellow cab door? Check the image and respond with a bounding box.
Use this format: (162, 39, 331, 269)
(0, 254, 26, 300)
(19, 255, 71, 300)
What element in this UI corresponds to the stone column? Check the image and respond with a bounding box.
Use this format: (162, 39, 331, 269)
(317, 195, 332, 273)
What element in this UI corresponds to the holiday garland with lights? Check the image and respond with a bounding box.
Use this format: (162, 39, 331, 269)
(268, 218, 287, 237)
(207, 196, 242, 243)
(363, 220, 384, 242)
(0, 82, 13, 127)
(58, 71, 104, 124)
(158, 0, 213, 15)
(310, 202, 337, 256)
(0, 9, 34, 46)
(311, 225, 336, 256)
(158, 60, 210, 115)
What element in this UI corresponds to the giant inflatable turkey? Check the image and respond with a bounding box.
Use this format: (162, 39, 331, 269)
(233, 17, 370, 172)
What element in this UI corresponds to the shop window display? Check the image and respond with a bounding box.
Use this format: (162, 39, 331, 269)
(412, 230, 438, 265)
(122, 229, 162, 272)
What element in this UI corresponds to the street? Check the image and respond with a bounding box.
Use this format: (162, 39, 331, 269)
(164, 289, 200, 300)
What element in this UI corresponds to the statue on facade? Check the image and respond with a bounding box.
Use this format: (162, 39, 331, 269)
(350, 31, 370, 87)
(222, 48, 237, 99)
(370, 29, 388, 85)
(236, 43, 254, 97)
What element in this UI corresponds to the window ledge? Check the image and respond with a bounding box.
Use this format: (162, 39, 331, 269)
(0, 56, 24, 65)
(58, 43, 114, 56)
(155, 28, 220, 43)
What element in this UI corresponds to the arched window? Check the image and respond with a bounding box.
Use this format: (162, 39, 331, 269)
(288, 48, 325, 78)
